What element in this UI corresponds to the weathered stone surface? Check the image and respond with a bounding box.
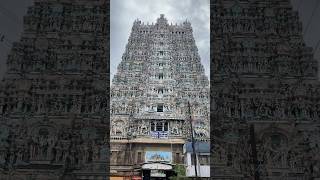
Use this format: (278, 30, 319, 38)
(211, 0, 320, 179)
(110, 14, 210, 175)
(0, 0, 109, 179)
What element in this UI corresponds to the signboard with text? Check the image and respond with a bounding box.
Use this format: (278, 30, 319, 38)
(145, 151, 172, 163)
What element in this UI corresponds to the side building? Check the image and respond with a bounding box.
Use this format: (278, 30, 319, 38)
(183, 142, 210, 178)
(110, 15, 210, 179)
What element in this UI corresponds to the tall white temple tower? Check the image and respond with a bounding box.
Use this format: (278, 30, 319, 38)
(110, 14, 210, 177)
(0, 0, 109, 179)
(211, 0, 320, 179)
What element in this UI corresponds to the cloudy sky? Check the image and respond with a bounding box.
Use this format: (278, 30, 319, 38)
(0, 0, 320, 80)
(0, 0, 32, 79)
(110, 0, 210, 81)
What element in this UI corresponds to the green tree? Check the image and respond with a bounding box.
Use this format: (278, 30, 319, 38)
(169, 164, 186, 180)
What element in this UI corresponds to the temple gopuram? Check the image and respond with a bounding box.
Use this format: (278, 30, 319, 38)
(0, 0, 109, 179)
(211, 0, 320, 179)
(110, 15, 210, 179)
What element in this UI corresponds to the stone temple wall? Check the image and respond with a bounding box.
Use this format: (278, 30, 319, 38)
(109, 14, 210, 176)
(211, 0, 320, 179)
(110, 14, 210, 142)
(0, 0, 110, 179)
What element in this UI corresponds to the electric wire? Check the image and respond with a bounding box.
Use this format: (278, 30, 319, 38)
(303, 0, 320, 37)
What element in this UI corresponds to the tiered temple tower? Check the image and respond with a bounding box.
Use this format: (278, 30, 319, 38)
(0, 0, 109, 179)
(211, 0, 320, 179)
(110, 14, 209, 177)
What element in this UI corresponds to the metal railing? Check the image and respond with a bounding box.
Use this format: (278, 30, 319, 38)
(150, 131, 168, 139)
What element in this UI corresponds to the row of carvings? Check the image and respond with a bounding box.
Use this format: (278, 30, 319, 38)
(30, 1, 107, 9)
(211, 123, 320, 178)
(122, 53, 198, 61)
(215, 100, 320, 120)
(132, 21, 192, 28)
(8, 44, 106, 54)
(212, 60, 317, 76)
(124, 46, 198, 53)
(211, 79, 320, 94)
(134, 17, 191, 25)
(6, 65, 108, 75)
(26, 4, 107, 16)
(110, 103, 209, 117)
(1, 79, 104, 89)
(212, 37, 307, 49)
(129, 34, 195, 42)
(213, 43, 310, 55)
(119, 101, 208, 109)
(113, 74, 200, 83)
(110, 119, 185, 136)
(214, 51, 312, 59)
(121, 53, 199, 61)
(112, 78, 207, 87)
(212, 83, 320, 96)
(0, 98, 108, 115)
(0, 121, 108, 169)
(0, 81, 105, 92)
(213, 44, 312, 55)
(8, 55, 105, 63)
(7, 65, 106, 73)
(110, 118, 209, 140)
(110, 105, 208, 117)
(211, 84, 320, 120)
(111, 84, 206, 91)
(132, 29, 193, 35)
(127, 39, 195, 46)
(211, 18, 301, 33)
(213, 48, 313, 62)
(213, 3, 294, 17)
(24, 21, 106, 33)
(24, 13, 107, 21)
(213, 53, 313, 62)
(111, 89, 208, 97)
(9, 43, 106, 52)
(23, 4, 107, 33)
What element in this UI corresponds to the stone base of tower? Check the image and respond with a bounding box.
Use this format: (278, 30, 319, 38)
(0, 160, 109, 180)
(110, 138, 185, 179)
(0, 114, 109, 180)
